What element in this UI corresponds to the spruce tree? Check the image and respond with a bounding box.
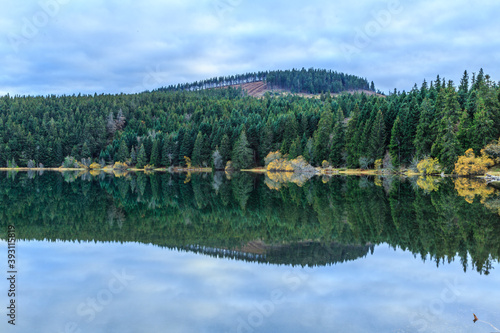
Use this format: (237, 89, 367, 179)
(136, 144, 147, 169)
(328, 108, 345, 167)
(191, 132, 204, 167)
(389, 116, 402, 167)
(345, 104, 360, 167)
(471, 97, 496, 152)
(231, 131, 253, 170)
(149, 140, 160, 166)
(220, 134, 231, 165)
(414, 98, 435, 158)
(116, 140, 129, 163)
(288, 136, 302, 160)
(81, 142, 91, 159)
(369, 110, 386, 161)
(313, 108, 333, 165)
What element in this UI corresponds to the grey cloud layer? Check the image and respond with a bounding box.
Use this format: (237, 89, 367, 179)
(1, 0, 499, 96)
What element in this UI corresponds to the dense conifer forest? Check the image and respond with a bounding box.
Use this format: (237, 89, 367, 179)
(0, 68, 498, 171)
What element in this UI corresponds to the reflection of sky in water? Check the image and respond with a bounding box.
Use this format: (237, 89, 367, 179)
(1, 240, 499, 333)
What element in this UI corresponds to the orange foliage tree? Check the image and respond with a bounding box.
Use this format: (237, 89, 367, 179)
(454, 149, 493, 176)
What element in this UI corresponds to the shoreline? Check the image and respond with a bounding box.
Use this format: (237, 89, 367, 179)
(0, 167, 499, 180)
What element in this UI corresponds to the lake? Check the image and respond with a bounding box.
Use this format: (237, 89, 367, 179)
(1, 171, 500, 332)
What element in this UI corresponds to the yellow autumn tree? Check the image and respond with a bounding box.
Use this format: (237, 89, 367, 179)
(454, 149, 494, 176)
(417, 157, 441, 175)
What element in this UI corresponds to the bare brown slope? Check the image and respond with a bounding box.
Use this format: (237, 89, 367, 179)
(218, 80, 385, 98)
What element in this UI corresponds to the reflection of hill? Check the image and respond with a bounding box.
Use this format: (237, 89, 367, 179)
(1, 172, 500, 273)
(183, 241, 374, 267)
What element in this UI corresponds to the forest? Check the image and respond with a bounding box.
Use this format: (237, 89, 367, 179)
(0, 172, 499, 273)
(0, 68, 499, 172)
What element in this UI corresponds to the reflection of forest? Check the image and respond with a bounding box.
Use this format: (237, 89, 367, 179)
(0, 172, 499, 273)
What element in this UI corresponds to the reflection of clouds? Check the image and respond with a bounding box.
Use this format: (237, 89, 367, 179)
(8, 241, 500, 333)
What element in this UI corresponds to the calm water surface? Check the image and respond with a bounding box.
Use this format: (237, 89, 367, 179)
(1, 171, 500, 333)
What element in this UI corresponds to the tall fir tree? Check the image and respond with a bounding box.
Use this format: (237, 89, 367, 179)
(471, 97, 496, 152)
(368, 110, 386, 161)
(389, 116, 403, 167)
(414, 98, 435, 158)
(136, 143, 147, 169)
(149, 139, 160, 166)
(329, 107, 345, 167)
(313, 108, 333, 165)
(116, 140, 129, 163)
(345, 104, 361, 167)
(232, 131, 253, 170)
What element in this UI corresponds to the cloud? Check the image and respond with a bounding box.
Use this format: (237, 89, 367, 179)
(0, 0, 499, 95)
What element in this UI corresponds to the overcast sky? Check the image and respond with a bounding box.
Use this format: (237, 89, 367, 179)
(1, 0, 499, 96)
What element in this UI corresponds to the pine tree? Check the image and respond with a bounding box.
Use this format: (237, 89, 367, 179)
(432, 118, 461, 173)
(414, 98, 435, 158)
(220, 134, 231, 165)
(345, 104, 360, 167)
(136, 144, 147, 169)
(389, 116, 402, 167)
(288, 136, 302, 160)
(149, 140, 160, 166)
(458, 70, 469, 110)
(231, 131, 253, 169)
(116, 140, 129, 163)
(191, 132, 204, 167)
(280, 113, 298, 154)
(130, 146, 137, 165)
(471, 97, 496, 152)
(81, 142, 91, 159)
(369, 110, 386, 161)
(431, 84, 462, 170)
(313, 108, 333, 165)
(329, 108, 345, 167)
(161, 135, 172, 167)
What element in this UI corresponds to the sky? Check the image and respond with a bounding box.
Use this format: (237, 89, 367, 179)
(2, 240, 499, 333)
(1, 0, 499, 96)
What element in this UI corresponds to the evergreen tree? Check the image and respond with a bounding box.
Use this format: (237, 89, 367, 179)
(150, 140, 160, 166)
(471, 97, 496, 152)
(81, 142, 91, 159)
(288, 136, 302, 160)
(280, 113, 298, 154)
(220, 134, 231, 165)
(432, 118, 461, 173)
(136, 144, 147, 168)
(231, 130, 253, 169)
(369, 110, 386, 161)
(389, 116, 402, 167)
(313, 108, 333, 165)
(431, 84, 462, 169)
(116, 140, 129, 163)
(192, 132, 204, 167)
(414, 98, 435, 157)
(345, 104, 360, 167)
(130, 147, 137, 165)
(329, 108, 345, 167)
(161, 135, 172, 167)
(458, 70, 469, 109)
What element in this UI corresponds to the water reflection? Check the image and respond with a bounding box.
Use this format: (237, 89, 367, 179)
(0, 172, 499, 274)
